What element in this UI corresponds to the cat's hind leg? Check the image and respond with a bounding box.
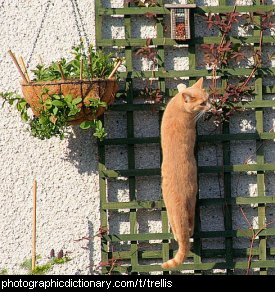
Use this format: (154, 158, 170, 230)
(165, 203, 178, 241)
(188, 203, 196, 237)
(188, 214, 195, 237)
(170, 218, 178, 242)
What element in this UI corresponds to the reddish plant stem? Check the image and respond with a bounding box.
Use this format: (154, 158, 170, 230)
(229, 123, 274, 274)
(211, 4, 236, 99)
(74, 227, 108, 242)
(219, 4, 237, 61)
(244, 219, 275, 275)
(239, 206, 253, 229)
(239, 30, 263, 92)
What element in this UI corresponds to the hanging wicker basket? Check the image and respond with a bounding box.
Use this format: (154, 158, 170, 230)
(21, 78, 118, 124)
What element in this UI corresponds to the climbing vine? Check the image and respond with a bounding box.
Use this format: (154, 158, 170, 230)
(200, 6, 273, 126)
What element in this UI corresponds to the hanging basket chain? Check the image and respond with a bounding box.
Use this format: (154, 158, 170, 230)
(69, 0, 83, 41)
(70, 0, 91, 80)
(26, 0, 52, 69)
(26, 0, 91, 80)
(71, 0, 90, 46)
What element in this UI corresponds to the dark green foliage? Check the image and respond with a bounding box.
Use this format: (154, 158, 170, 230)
(0, 90, 107, 140)
(0, 43, 117, 140)
(21, 254, 71, 275)
(29, 263, 53, 275)
(29, 89, 82, 140)
(0, 91, 30, 122)
(80, 119, 107, 141)
(32, 43, 115, 81)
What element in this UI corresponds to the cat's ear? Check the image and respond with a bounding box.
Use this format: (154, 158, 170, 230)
(182, 93, 192, 103)
(191, 77, 203, 89)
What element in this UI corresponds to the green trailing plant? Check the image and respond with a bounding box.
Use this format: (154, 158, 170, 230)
(21, 250, 71, 275)
(32, 43, 115, 81)
(0, 42, 119, 140)
(0, 251, 70, 275)
(0, 90, 107, 140)
(0, 91, 29, 122)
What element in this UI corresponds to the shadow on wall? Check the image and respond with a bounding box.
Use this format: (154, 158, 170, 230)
(87, 220, 95, 275)
(74, 220, 95, 275)
(64, 126, 98, 175)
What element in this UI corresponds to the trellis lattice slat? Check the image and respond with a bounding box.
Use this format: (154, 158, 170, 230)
(96, 0, 275, 274)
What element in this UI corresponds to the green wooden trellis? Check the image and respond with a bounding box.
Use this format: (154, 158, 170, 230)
(95, 0, 275, 274)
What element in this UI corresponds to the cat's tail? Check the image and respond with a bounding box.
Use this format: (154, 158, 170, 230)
(161, 211, 190, 269)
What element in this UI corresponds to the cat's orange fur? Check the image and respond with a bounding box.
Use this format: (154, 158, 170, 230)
(161, 77, 210, 269)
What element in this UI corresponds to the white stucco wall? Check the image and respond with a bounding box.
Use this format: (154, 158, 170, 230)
(0, 0, 99, 275)
(0, 0, 274, 275)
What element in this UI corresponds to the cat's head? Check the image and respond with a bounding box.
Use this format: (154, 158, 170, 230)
(177, 77, 210, 114)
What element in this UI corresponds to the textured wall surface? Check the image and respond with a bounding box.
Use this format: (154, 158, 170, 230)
(0, 0, 99, 275)
(0, 0, 274, 275)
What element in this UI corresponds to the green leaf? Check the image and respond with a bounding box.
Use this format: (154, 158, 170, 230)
(93, 130, 107, 141)
(52, 94, 61, 99)
(72, 97, 82, 105)
(64, 95, 73, 104)
(93, 120, 107, 141)
(39, 116, 48, 125)
(31, 42, 116, 82)
(66, 103, 73, 110)
(44, 99, 52, 109)
(80, 121, 93, 130)
(52, 257, 71, 265)
(16, 101, 24, 110)
(52, 100, 64, 107)
(68, 108, 79, 116)
(21, 111, 29, 122)
(29, 263, 53, 275)
(0, 42, 118, 140)
(95, 120, 103, 129)
(53, 107, 58, 115)
(41, 87, 49, 95)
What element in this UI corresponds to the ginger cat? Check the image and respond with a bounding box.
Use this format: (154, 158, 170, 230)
(161, 77, 210, 269)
